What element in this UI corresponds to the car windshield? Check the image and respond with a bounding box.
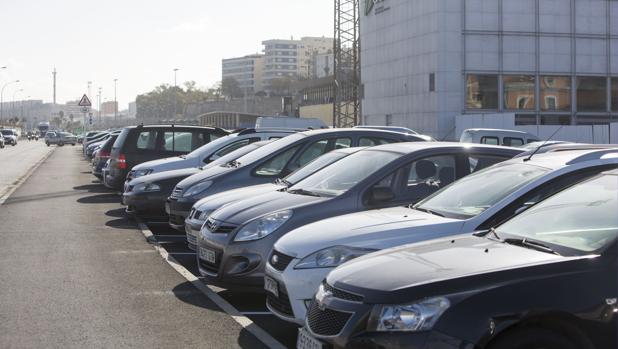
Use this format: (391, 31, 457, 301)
(284, 150, 351, 185)
(208, 143, 263, 167)
(1, 130, 13, 135)
(416, 163, 550, 219)
(497, 172, 618, 254)
(289, 149, 401, 197)
(230, 133, 306, 167)
(184, 133, 239, 159)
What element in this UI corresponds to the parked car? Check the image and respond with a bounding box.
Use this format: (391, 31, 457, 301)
(354, 126, 434, 140)
(460, 128, 540, 146)
(45, 131, 78, 146)
(85, 132, 119, 159)
(1, 129, 18, 146)
(122, 140, 274, 216)
(184, 147, 366, 250)
(266, 148, 618, 324)
(300, 168, 618, 349)
(126, 128, 298, 182)
(82, 131, 111, 156)
(105, 125, 230, 190)
(166, 128, 429, 232)
(198, 143, 521, 292)
(0, 135, 4, 148)
(92, 135, 119, 179)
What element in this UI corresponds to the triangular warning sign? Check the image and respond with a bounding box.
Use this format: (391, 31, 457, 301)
(78, 94, 92, 107)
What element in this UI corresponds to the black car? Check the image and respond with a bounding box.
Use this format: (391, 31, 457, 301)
(300, 169, 618, 349)
(105, 125, 229, 190)
(166, 128, 429, 231)
(92, 135, 119, 179)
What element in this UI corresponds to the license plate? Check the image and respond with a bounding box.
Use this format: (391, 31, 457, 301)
(264, 276, 279, 298)
(199, 247, 216, 264)
(297, 328, 325, 349)
(165, 202, 171, 214)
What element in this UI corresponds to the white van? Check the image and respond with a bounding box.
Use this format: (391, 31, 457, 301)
(255, 116, 327, 129)
(460, 128, 540, 147)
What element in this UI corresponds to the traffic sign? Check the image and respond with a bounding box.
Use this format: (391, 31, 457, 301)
(78, 94, 92, 107)
(81, 107, 90, 113)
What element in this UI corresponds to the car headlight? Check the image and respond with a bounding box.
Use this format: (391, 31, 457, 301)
(182, 181, 213, 197)
(133, 182, 161, 192)
(234, 210, 292, 242)
(295, 246, 378, 269)
(367, 297, 450, 332)
(133, 169, 154, 178)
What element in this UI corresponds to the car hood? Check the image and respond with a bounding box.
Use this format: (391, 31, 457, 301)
(327, 235, 589, 304)
(129, 167, 201, 186)
(194, 183, 284, 213)
(176, 165, 235, 188)
(132, 156, 192, 172)
(210, 190, 328, 225)
(275, 207, 463, 258)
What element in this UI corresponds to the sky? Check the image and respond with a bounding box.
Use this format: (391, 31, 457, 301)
(0, 0, 333, 109)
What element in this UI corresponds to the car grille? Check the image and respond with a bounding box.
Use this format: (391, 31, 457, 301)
(323, 282, 364, 302)
(268, 250, 294, 272)
(186, 232, 197, 246)
(204, 218, 237, 234)
(267, 290, 294, 317)
(170, 186, 183, 199)
(307, 301, 352, 336)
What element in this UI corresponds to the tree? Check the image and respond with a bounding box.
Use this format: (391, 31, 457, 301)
(267, 78, 293, 96)
(221, 77, 243, 98)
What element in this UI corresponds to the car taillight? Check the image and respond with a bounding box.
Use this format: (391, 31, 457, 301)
(99, 150, 110, 158)
(116, 153, 127, 169)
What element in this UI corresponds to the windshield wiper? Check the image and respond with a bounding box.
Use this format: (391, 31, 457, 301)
(274, 178, 291, 186)
(225, 160, 241, 168)
(288, 188, 322, 197)
(413, 206, 445, 217)
(503, 238, 560, 255)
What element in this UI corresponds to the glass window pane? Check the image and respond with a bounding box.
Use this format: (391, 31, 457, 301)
(163, 132, 193, 152)
(296, 140, 329, 167)
(136, 131, 157, 150)
(541, 115, 572, 125)
(480, 136, 499, 145)
(503, 137, 524, 147)
(334, 138, 352, 149)
(540, 76, 571, 111)
(254, 146, 299, 177)
(466, 75, 498, 110)
(577, 77, 607, 112)
(576, 115, 614, 125)
(504, 75, 536, 110)
(359, 137, 397, 147)
(612, 78, 618, 111)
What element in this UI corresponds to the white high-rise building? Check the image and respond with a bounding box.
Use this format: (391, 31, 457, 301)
(361, 0, 618, 141)
(221, 54, 265, 94)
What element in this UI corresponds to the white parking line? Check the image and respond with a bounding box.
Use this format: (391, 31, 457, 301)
(136, 219, 286, 349)
(168, 252, 196, 256)
(241, 312, 274, 316)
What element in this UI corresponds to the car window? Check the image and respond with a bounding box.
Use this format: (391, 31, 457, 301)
(296, 140, 330, 168)
(136, 131, 158, 150)
(334, 138, 352, 149)
(359, 137, 396, 147)
(212, 138, 260, 159)
(496, 172, 618, 254)
(285, 151, 351, 185)
(400, 155, 457, 201)
(163, 132, 193, 152)
(254, 146, 300, 177)
(503, 137, 524, 147)
(469, 155, 508, 173)
(480, 136, 499, 145)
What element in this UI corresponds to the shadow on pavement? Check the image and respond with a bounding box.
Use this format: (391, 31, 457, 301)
(105, 218, 137, 230)
(105, 208, 127, 218)
(73, 184, 114, 194)
(3, 190, 82, 205)
(171, 281, 224, 313)
(238, 328, 271, 349)
(77, 193, 120, 204)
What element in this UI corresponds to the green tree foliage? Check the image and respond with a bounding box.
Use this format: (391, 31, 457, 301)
(136, 81, 221, 120)
(221, 77, 243, 98)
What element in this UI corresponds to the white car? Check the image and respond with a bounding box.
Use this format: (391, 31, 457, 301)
(126, 128, 296, 181)
(264, 148, 618, 324)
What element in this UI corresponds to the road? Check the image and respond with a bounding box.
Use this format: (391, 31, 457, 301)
(0, 146, 271, 349)
(0, 140, 54, 201)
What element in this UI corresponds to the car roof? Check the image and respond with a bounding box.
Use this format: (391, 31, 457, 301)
(463, 128, 538, 136)
(502, 148, 618, 169)
(366, 141, 522, 155)
(299, 128, 423, 138)
(126, 125, 222, 131)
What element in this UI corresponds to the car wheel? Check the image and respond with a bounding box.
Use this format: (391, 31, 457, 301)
(489, 327, 578, 349)
(72, 143, 76, 146)
(46, 142, 50, 147)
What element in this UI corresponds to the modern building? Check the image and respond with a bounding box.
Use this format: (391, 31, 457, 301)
(128, 101, 137, 118)
(361, 0, 618, 141)
(221, 54, 265, 94)
(101, 101, 118, 117)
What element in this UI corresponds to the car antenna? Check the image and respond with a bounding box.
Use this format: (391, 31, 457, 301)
(523, 126, 563, 162)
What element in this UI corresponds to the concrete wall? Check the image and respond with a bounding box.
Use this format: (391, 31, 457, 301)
(299, 104, 334, 127)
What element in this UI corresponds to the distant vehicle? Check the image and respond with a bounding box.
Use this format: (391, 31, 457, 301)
(45, 131, 77, 146)
(255, 117, 327, 130)
(37, 122, 49, 137)
(105, 125, 230, 190)
(0, 135, 4, 148)
(26, 132, 38, 141)
(301, 168, 618, 349)
(460, 128, 540, 147)
(1, 129, 18, 146)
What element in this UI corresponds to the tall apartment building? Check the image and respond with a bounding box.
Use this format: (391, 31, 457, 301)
(262, 37, 334, 88)
(221, 54, 265, 94)
(361, 0, 618, 140)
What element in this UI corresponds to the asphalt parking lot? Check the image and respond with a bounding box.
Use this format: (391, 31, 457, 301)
(0, 146, 295, 348)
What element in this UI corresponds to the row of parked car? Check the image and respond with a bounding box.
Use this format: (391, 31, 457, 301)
(85, 124, 617, 349)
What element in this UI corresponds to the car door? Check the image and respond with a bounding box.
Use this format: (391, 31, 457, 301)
(127, 128, 161, 169)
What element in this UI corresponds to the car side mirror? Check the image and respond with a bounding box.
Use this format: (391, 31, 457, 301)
(368, 186, 395, 205)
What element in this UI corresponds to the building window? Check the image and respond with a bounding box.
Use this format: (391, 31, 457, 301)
(540, 76, 571, 111)
(504, 75, 535, 110)
(429, 73, 435, 92)
(541, 115, 571, 125)
(577, 77, 607, 112)
(385, 114, 393, 126)
(576, 115, 613, 125)
(515, 114, 537, 125)
(466, 75, 498, 110)
(612, 78, 618, 111)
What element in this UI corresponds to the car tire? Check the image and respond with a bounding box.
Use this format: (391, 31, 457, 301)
(46, 142, 50, 147)
(488, 327, 579, 349)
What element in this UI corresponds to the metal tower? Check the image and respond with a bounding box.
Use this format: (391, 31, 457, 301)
(333, 0, 361, 128)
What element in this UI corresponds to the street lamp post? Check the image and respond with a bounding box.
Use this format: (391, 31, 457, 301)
(113, 79, 118, 122)
(1, 79, 19, 123)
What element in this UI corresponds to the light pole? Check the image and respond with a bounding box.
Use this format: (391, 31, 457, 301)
(1, 79, 19, 123)
(113, 79, 118, 122)
(12, 88, 23, 120)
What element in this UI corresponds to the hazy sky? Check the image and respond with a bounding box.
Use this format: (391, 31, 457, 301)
(0, 0, 333, 109)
